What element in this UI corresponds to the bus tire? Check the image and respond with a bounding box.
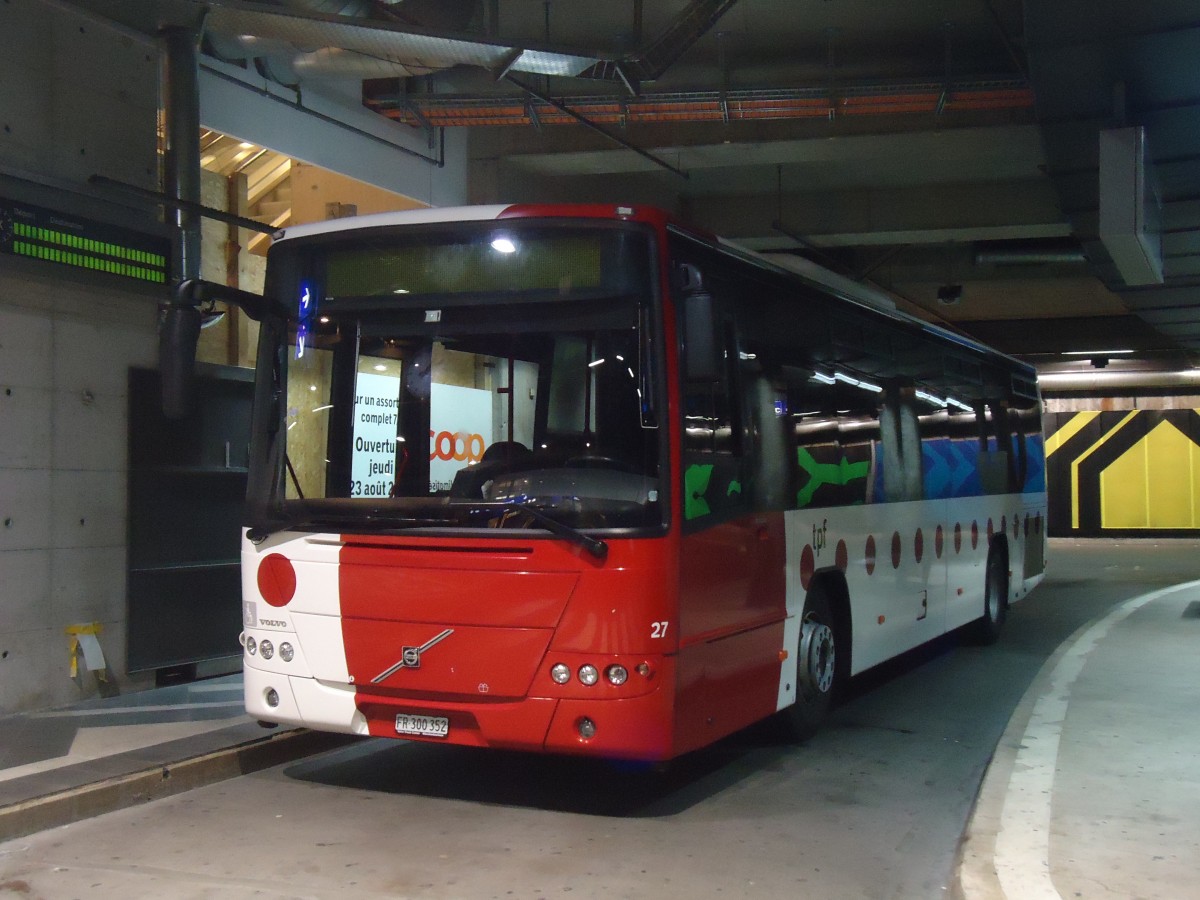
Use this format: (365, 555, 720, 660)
(973, 545, 1009, 645)
(778, 586, 840, 742)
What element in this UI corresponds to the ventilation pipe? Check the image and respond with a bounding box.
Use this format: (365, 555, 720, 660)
(159, 26, 204, 418)
(973, 241, 1086, 266)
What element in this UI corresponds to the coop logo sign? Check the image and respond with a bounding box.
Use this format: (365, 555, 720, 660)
(428, 383, 493, 492)
(429, 430, 485, 464)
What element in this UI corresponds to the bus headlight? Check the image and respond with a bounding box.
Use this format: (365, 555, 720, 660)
(605, 664, 629, 686)
(578, 665, 599, 686)
(279, 642, 294, 663)
(551, 663, 571, 684)
(245, 637, 257, 656)
(259, 639, 274, 660)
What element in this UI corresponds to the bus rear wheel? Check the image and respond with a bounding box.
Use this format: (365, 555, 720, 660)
(779, 588, 839, 742)
(972, 549, 1009, 645)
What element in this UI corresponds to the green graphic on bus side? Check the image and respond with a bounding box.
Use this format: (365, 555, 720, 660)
(727, 479, 742, 496)
(795, 447, 870, 507)
(685, 464, 714, 520)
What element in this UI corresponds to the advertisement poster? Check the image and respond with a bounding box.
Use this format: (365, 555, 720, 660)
(350, 372, 402, 497)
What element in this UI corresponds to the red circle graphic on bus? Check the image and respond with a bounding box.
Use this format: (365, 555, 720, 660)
(971, 521, 979, 550)
(954, 523, 962, 553)
(890, 531, 902, 569)
(800, 544, 815, 590)
(429, 430, 486, 463)
(935, 525, 944, 559)
(835, 539, 848, 572)
(914, 528, 924, 564)
(865, 535, 877, 575)
(257, 553, 297, 608)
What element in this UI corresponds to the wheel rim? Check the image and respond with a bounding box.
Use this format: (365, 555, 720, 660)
(799, 618, 836, 697)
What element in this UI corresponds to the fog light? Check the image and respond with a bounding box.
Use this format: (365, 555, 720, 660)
(551, 663, 570, 684)
(259, 639, 274, 660)
(265, 688, 280, 708)
(636, 662, 652, 678)
(577, 717, 596, 739)
(578, 665, 599, 686)
(606, 664, 628, 686)
(246, 636, 257, 656)
(279, 642, 294, 663)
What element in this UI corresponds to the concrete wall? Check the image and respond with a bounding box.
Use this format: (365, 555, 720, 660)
(0, 268, 159, 711)
(0, 0, 163, 712)
(0, 0, 472, 713)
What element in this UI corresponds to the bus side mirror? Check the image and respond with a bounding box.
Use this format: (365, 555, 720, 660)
(159, 302, 202, 419)
(677, 264, 721, 383)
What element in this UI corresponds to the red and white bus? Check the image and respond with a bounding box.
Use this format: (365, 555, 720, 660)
(234, 204, 1046, 760)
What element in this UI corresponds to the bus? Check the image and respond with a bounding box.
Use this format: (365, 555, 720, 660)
(212, 203, 1045, 761)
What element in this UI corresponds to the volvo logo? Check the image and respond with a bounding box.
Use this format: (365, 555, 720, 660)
(372, 629, 454, 683)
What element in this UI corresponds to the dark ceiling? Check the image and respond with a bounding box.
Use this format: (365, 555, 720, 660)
(66, 0, 1200, 377)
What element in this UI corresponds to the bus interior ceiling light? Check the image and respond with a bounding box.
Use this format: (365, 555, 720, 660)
(491, 237, 517, 254)
(833, 371, 883, 393)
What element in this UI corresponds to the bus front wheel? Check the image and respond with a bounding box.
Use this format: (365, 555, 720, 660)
(779, 588, 839, 742)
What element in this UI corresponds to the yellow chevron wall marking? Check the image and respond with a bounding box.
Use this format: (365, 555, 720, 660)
(1100, 419, 1200, 528)
(1045, 410, 1099, 458)
(1070, 410, 1138, 529)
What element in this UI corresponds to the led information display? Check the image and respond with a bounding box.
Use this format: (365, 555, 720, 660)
(0, 196, 170, 284)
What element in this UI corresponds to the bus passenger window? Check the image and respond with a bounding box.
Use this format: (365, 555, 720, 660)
(683, 324, 739, 456)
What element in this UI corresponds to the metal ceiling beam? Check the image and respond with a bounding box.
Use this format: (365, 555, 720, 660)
(503, 75, 688, 180)
(369, 78, 1034, 128)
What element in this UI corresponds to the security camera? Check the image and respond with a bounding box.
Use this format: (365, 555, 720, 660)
(936, 284, 963, 305)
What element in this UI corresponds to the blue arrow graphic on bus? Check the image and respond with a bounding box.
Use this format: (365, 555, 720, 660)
(948, 440, 977, 495)
(923, 441, 952, 498)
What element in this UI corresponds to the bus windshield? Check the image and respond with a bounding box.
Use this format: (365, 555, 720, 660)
(254, 222, 664, 534)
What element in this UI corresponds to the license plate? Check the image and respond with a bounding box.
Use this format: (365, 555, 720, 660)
(395, 714, 449, 738)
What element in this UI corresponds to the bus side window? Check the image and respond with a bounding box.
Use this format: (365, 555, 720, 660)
(879, 386, 924, 502)
(682, 314, 740, 457)
(678, 267, 749, 524)
(977, 401, 1012, 495)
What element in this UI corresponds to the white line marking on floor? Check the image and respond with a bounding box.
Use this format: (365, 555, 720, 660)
(29, 701, 244, 718)
(992, 579, 1200, 900)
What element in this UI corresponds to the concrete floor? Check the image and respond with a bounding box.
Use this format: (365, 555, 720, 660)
(0, 539, 1197, 899)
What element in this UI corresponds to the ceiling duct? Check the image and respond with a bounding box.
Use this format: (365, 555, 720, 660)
(1098, 126, 1164, 286)
(199, 0, 604, 86)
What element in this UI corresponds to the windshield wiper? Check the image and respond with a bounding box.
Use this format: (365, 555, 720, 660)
(493, 503, 608, 560)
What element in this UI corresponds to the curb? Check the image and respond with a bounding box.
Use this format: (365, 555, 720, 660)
(954, 579, 1200, 900)
(0, 728, 356, 843)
